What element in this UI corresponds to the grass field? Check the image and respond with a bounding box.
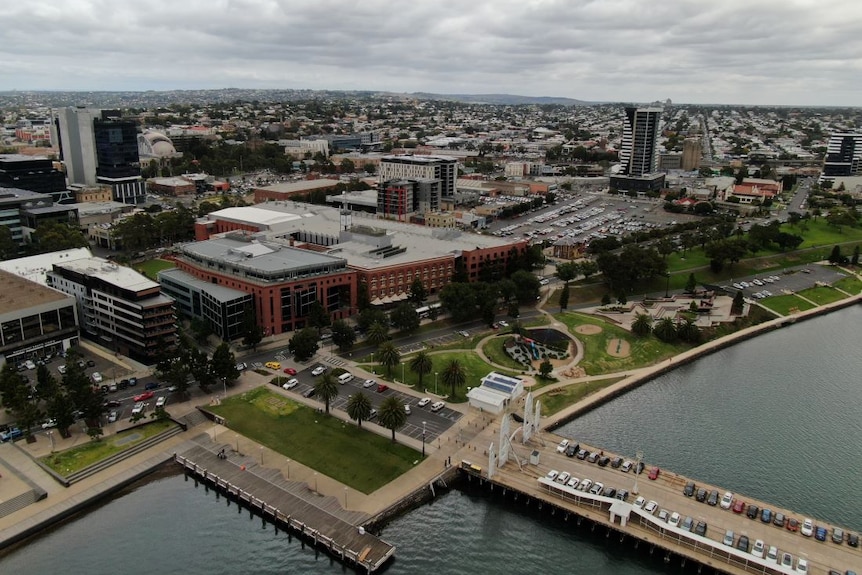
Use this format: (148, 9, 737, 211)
(538, 377, 626, 416)
(136, 258, 175, 280)
(209, 387, 418, 493)
(797, 286, 846, 305)
(759, 294, 816, 315)
(834, 275, 862, 294)
(481, 335, 528, 371)
(41, 420, 176, 475)
(554, 312, 689, 375)
(360, 351, 520, 402)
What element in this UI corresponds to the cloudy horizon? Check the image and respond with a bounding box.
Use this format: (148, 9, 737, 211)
(1, 0, 860, 107)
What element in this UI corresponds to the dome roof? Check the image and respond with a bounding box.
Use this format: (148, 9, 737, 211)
(138, 131, 177, 157)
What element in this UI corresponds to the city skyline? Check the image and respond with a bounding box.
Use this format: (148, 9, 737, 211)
(1, 0, 861, 107)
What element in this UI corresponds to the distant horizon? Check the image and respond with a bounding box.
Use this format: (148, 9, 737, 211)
(1, 88, 860, 110)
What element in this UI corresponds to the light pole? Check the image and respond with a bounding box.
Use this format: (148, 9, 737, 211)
(665, 273, 671, 298)
(286, 458, 290, 478)
(401, 362, 405, 384)
(259, 446, 264, 465)
(235, 434, 239, 453)
(434, 372, 438, 395)
(633, 449, 643, 495)
(47, 430, 54, 453)
(314, 472, 318, 493)
(344, 486, 348, 507)
(422, 421, 426, 457)
(222, 377, 227, 400)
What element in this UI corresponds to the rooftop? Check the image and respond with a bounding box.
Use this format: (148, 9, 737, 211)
(0, 248, 94, 285)
(180, 235, 347, 275)
(0, 269, 72, 316)
(55, 257, 160, 293)
(159, 268, 249, 303)
(203, 206, 304, 229)
(255, 179, 341, 194)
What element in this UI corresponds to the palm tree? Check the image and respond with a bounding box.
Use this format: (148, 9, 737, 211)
(314, 372, 339, 414)
(631, 313, 653, 337)
(677, 317, 701, 344)
(346, 392, 372, 427)
(375, 342, 401, 377)
(409, 351, 433, 388)
(366, 321, 389, 347)
(653, 317, 678, 342)
(441, 359, 466, 399)
(378, 396, 407, 442)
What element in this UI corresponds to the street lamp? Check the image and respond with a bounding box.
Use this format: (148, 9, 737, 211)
(344, 486, 348, 507)
(434, 372, 438, 395)
(235, 434, 239, 453)
(47, 430, 54, 453)
(422, 421, 427, 457)
(286, 459, 290, 478)
(401, 362, 405, 384)
(665, 273, 671, 298)
(314, 472, 318, 492)
(260, 446, 264, 465)
(633, 449, 643, 495)
(222, 377, 227, 400)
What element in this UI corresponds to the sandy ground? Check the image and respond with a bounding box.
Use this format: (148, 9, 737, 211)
(575, 325, 602, 335)
(606, 338, 631, 357)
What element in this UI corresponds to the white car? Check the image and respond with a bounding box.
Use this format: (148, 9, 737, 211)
(430, 401, 445, 412)
(282, 378, 299, 390)
(669, 512, 681, 527)
(565, 476, 579, 488)
(131, 402, 145, 415)
(588, 482, 604, 495)
(644, 500, 658, 515)
(363, 379, 376, 388)
(796, 558, 808, 574)
(720, 491, 734, 509)
(155, 396, 167, 408)
(723, 529, 734, 546)
(751, 539, 765, 558)
(91, 372, 103, 383)
(620, 460, 633, 472)
(577, 478, 592, 492)
(498, 320, 508, 327)
(556, 439, 570, 453)
(546, 469, 559, 481)
(41, 419, 57, 429)
(108, 411, 118, 423)
(556, 471, 570, 484)
(404, 403, 411, 415)
(311, 365, 326, 376)
(633, 496, 646, 508)
(417, 397, 431, 407)
(57, 365, 67, 374)
(800, 518, 814, 537)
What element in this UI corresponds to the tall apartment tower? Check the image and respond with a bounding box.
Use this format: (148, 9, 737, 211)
(378, 155, 457, 201)
(682, 137, 702, 171)
(618, 107, 662, 176)
(54, 107, 146, 205)
(821, 133, 862, 182)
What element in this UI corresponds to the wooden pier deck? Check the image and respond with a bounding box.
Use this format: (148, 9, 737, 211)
(176, 442, 394, 573)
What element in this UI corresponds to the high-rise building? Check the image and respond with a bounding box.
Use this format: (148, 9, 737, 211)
(54, 107, 146, 205)
(612, 107, 665, 193)
(682, 137, 702, 171)
(618, 107, 662, 177)
(0, 154, 69, 203)
(379, 155, 457, 201)
(821, 133, 862, 182)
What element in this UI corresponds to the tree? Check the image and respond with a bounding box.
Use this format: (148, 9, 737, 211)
(684, 273, 697, 294)
(0, 225, 18, 260)
(288, 328, 319, 362)
(539, 359, 553, 379)
(378, 396, 407, 442)
(314, 373, 339, 414)
(390, 302, 420, 334)
(853, 246, 860, 266)
(828, 245, 842, 264)
(189, 318, 212, 345)
(555, 262, 579, 284)
(366, 321, 390, 347)
(307, 301, 331, 335)
(441, 359, 466, 398)
(357, 308, 388, 332)
(28, 222, 88, 254)
(210, 342, 239, 385)
(439, 282, 477, 322)
(558, 283, 570, 310)
(731, 291, 745, 315)
(677, 317, 701, 344)
(408, 278, 427, 305)
(375, 342, 401, 377)
(330, 319, 356, 351)
(346, 392, 372, 427)
(631, 313, 653, 337)
(409, 351, 433, 388)
(653, 317, 678, 342)
(511, 270, 540, 304)
(241, 310, 264, 351)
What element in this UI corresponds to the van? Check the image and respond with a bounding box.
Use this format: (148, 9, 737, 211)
(337, 372, 354, 385)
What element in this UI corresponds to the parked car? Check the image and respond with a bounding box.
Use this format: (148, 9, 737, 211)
(720, 492, 734, 509)
(832, 527, 844, 544)
(0, 428, 23, 442)
(430, 401, 445, 412)
(128, 377, 138, 386)
(108, 411, 118, 423)
(669, 512, 680, 527)
(235, 362, 247, 371)
(588, 482, 604, 495)
(683, 481, 696, 497)
(648, 467, 660, 480)
(657, 509, 670, 523)
(633, 496, 645, 509)
(780, 552, 793, 568)
(602, 487, 616, 498)
(145, 382, 160, 390)
(133, 391, 154, 402)
(368, 408, 378, 420)
(723, 529, 734, 546)
(104, 399, 121, 408)
(848, 532, 859, 547)
(801, 518, 814, 537)
(311, 365, 326, 376)
(610, 456, 623, 468)
(576, 449, 589, 460)
(814, 526, 827, 541)
(736, 535, 750, 552)
(556, 471, 570, 485)
(283, 367, 297, 375)
(786, 517, 800, 532)
(545, 470, 559, 481)
(418, 397, 431, 407)
(696, 488, 708, 503)
(796, 558, 808, 574)
(761, 508, 773, 523)
(376, 383, 389, 393)
(131, 402, 145, 415)
(41, 419, 57, 429)
(566, 476, 579, 488)
(597, 456, 611, 467)
(91, 372, 103, 383)
(564, 444, 579, 457)
(586, 451, 600, 463)
(765, 545, 777, 563)
(302, 387, 316, 398)
(620, 460, 633, 472)
(363, 379, 377, 388)
(556, 439, 569, 453)
(694, 521, 708, 536)
(732, 499, 745, 514)
(707, 490, 719, 506)
(578, 479, 593, 492)
(681, 516, 694, 532)
(773, 512, 786, 528)
(747, 504, 760, 519)
(404, 404, 411, 415)
(615, 489, 630, 502)
(751, 539, 765, 558)
(265, 361, 281, 370)
(155, 396, 167, 408)
(57, 365, 66, 374)
(282, 378, 299, 390)
(644, 500, 658, 515)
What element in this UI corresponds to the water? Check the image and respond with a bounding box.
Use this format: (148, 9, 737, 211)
(3, 306, 862, 574)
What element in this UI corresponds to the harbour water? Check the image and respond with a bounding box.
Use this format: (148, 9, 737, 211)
(3, 306, 861, 574)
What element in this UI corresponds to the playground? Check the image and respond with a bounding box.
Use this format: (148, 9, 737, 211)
(503, 328, 572, 369)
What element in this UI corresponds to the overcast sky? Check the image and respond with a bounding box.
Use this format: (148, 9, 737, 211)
(1, 0, 860, 106)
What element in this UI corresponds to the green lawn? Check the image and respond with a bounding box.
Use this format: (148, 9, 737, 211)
(554, 312, 690, 375)
(41, 420, 176, 475)
(797, 286, 846, 305)
(136, 258, 175, 279)
(481, 336, 529, 371)
(361, 351, 521, 402)
(209, 387, 419, 494)
(834, 275, 862, 295)
(759, 294, 816, 315)
(538, 377, 626, 416)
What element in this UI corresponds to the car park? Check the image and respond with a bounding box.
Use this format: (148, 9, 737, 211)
(720, 492, 733, 509)
(723, 530, 734, 546)
(644, 500, 658, 515)
(751, 539, 765, 558)
(265, 361, 281, 370)
(683, 481, 695, 497)
(707, 490, 719, 506)
(801, 518, 814, 537)
(556, 439, 569, 453)
(430, 401, 445, 412)
(418, 397, 431, 407)
(134, 391, 154, 402)
(311, 365, 326, 376)
(736, 535, 750, 552)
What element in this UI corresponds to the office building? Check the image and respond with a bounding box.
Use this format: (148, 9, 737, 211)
(46, 257, 176, 364)
(378, 179, 441, 220)
(379, 155, 457, 201)
(611, 107, 665, 193)
(54, 107, 146, 204)
(821, 133, 862, 182)
(0, 154, 69, 203)
(682, 137, 702, 171)
(0, 187, 79, 250)
(0, 269, 79, 366)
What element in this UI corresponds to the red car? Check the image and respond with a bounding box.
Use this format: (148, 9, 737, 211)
(648, 467, 660, 480)
(732, 499, 746, 514)
(133, 391, 155, 402)
(283, 367, 297, 375)
(376, 383, 389, 393)
(786, 517, 800, 532)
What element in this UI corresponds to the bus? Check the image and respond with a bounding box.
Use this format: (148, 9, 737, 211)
(416, 303, 442, 319)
